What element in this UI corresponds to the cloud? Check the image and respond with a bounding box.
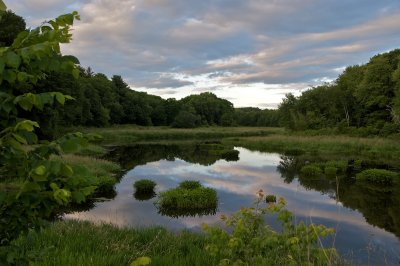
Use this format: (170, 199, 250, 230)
(7, 0, 400, 107)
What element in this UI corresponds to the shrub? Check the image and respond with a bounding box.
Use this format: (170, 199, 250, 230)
(354, 159, 363, 171)
(265, 195, 276, 203)
(324, 166, 337, 177)
(133, 179, 156, 193)
(179, 180, 202, 190)
(300, 164, 322, 177)
(356, 169, 397, 185)
(202, 196, 338, 265)
(156, 187, 217, 210)
(324, 160, 347, 174)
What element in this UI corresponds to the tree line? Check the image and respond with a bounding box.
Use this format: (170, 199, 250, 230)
(279, 49, 400, 136)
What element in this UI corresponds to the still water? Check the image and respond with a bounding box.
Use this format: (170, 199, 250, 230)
(66, 144, 400, 265)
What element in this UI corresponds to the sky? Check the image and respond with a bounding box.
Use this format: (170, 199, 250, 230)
(7, 0, 400, 108)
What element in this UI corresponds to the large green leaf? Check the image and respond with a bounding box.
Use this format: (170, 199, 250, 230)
(0, 0, 6, 11)
(130, 257, 151, 266)
(55, 92, 65, 105)
(5, 51, 21, 69)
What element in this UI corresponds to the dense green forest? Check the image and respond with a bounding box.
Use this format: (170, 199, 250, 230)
(2, 10, 400, 138)
(279, 49, 400, 135)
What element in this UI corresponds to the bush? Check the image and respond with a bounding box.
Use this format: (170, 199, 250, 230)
(356, 169, 397, 185)
(324, 160, 347, 174)
(324, 166, 337, 177)
(171, 110, 200, 128)
(300, 164, 322, 177)
(179, 180, 202, 190)
(265, 195, 276, 203)
(202, 196, 338, 265)
(156, 187, 217, 210)
(133, 179, 156, 193)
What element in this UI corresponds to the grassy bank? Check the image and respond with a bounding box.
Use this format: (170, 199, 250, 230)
(14, 220, 216, 266)
(71, 125, 282, 145)
(0, 145, 120, 197)
(225, 135, 400, 166)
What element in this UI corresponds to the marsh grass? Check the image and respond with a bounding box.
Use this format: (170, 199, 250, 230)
(75, 143, 108, 156)
(76, 126, 282, 145)
(228, 135, 400, 166)
(52, 154, 121, 194)
(356, 169, 398, 185)
(13, 220, 217, 266)
(133, 179, 157, 193)
(178, 180, 202, 190)
(156, 187, 218, 211)
(53, 154, 121, 178)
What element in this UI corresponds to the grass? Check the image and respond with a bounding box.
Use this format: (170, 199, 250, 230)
(300, 164, 323, 178)
(225, 135, 400, 167)
(133, 179, 157, 193)
(73, 125, 282, 145)
(356, 169, 398, 185)
(53, 154, 121, 178)
(156, 186, 217, 211)
(13, 220, 217, 266)
(178, 180, 202, 190)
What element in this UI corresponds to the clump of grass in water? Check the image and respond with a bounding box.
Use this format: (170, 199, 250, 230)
(156, 181, 217, 211)
(300, 164, 322, 178)
(133, 179, 157, 194)
(356, 169, 398, 185)
(178, 180, 201, 190)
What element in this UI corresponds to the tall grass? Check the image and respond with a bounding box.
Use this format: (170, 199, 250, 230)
(73, 126, 282, 145)
(226, 135, 400, 166)
(52, 154, 121, 177)
(13, 220, 217, 266)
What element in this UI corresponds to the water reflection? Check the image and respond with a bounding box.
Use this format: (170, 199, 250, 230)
(133, 191, 156, 201)
(65, 144, 400, 265)
(157, 207, 217, 218)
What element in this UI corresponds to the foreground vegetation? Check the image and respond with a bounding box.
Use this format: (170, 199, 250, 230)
(12, 220, 215, 266)
(12, 195, 340, 266)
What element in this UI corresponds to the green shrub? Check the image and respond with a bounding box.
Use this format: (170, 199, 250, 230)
(324, 166, 337, 177)
(156, 187, 217, 210)
(300, 164, 322, 177)
(221, 150, 240, 161)
(133, 179, 156, 193)
(354, 159, 363, 171)
(179, 180, 202, 190)
(265, 195, 276, 203)
(324, 160, 347, 174)
(356, 169, 397, 185)
(202, 196, 338, 265)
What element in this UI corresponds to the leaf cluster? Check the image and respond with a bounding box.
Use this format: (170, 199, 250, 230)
(202, 196, 338, 266)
